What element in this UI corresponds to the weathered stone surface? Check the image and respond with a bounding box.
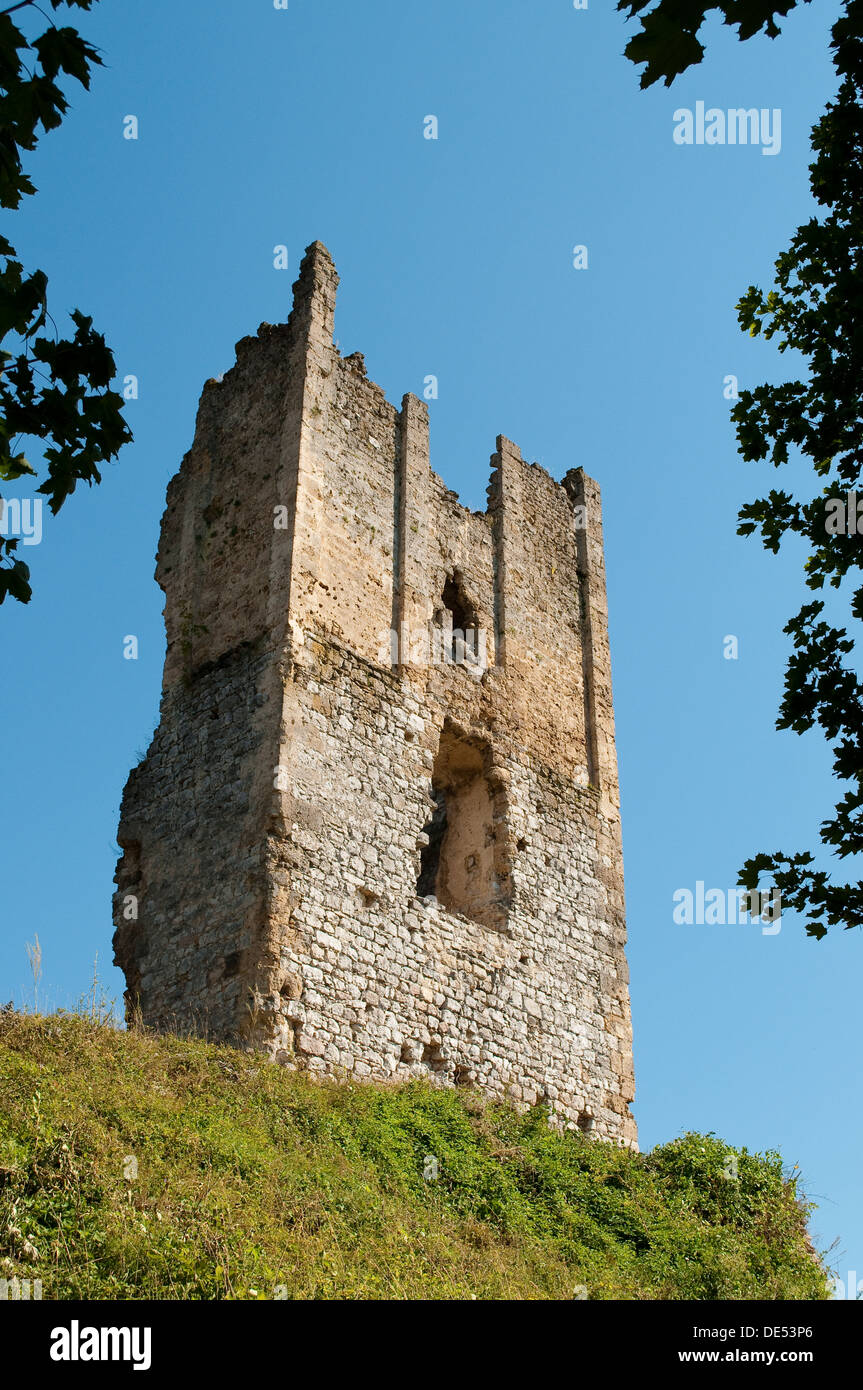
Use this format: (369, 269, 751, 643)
(113, 241, 637, 1147)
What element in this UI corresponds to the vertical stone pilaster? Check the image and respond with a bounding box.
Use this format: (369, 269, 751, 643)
(282, 242, 341, 636)
(565, 466, 634, 1139)
(489, 435, 524, 669)
(395, 393, 430, 664)
(565, 468, 620, 818)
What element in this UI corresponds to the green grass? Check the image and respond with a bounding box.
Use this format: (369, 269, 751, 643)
(0, 1010, 830, 1300)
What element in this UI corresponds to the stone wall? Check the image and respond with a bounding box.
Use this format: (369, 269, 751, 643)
(114, 241, 637, 1146)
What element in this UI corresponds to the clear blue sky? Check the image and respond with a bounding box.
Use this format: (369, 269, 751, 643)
(2, 0, 857, 1292)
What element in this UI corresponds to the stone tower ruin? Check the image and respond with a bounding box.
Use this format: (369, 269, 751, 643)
(113, 241, 637, 1145)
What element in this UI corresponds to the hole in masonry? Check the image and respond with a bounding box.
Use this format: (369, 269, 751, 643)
(415, 722, 505, 926)
(433, 570, 484, 668)
(421, 1042, 448, 1073)
(441, 570, 478, 635)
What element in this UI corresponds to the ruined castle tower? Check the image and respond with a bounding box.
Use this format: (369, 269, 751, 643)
(113, 242, 637, 1145)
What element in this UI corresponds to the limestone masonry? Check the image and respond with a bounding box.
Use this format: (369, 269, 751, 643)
(113, 242, 637, 1145)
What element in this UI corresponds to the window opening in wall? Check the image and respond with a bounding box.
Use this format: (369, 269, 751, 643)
(415, 722, 508, 927)
(442, 572, 476, 634)
(433, 570, 485, 670)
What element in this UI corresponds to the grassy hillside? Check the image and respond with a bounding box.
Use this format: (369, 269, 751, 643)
(0, 1010, 829, 1300)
